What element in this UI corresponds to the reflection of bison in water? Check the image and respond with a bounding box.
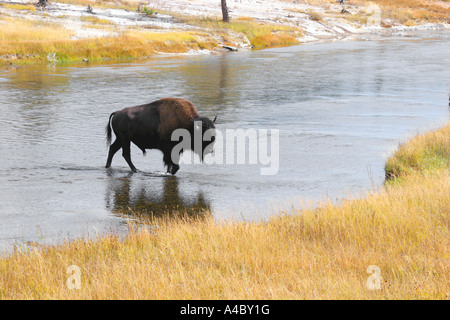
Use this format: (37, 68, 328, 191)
(105, 98, 216, 174)
(105, 174, 211, 219)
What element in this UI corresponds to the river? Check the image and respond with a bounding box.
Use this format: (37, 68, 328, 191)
(0, 32, 448, 253)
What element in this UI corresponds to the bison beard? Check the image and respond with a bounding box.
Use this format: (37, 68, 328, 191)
(105, 98, 216, 174)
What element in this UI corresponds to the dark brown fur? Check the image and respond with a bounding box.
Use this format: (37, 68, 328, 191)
(105, 98, 215, 174)
(157, 98, 200, 139)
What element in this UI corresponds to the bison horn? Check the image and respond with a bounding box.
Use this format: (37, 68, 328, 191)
(213, 115, 217, 123)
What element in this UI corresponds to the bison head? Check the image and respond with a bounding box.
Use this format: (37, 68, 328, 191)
(191, 116, 216, 161)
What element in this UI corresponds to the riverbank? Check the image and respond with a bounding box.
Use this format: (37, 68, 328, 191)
(0, 0, 449, 64)
(0, 122, 448, 299)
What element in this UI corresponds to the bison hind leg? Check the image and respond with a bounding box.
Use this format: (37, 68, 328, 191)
(105, 139, 122, 169)
(120, 138, 137, 173)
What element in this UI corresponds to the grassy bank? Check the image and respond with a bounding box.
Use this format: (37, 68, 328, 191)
(361, 0, 450, 25)
(0, 1, 301, 65)
(2, 0, 449, 65)
(178, 16, 302, 49)
(0, 123, 448, 299)
(300, 0, 449, 24)
(0, 19, 297, 66)
(385, 123, 449, 180)
(0, 17, 217, 64)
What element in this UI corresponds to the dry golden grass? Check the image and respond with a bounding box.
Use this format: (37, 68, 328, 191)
(0, 123, 448, 299)
(0, 3, 37, 11)
(306, 10, 324, 22)
(1, 0, 448, 65)
(351, 0, 449, 23)
(0, 4, 301, 63)
(57, 0, 138, 11)
(0, 18, 73, 42)
(80, 16, 116, 25)
(0, 17, 217, 64)
(181, 17, 302, 49)
(287, 0, 450, 24)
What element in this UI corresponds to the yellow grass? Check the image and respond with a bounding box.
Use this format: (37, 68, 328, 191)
(286, 0, 449, 24)
(0, 122, 448, 299)
(80, 16, 116, 25)
(181, 17, 302, 49)
(306, 10, 324, 22)
(351, 0, 449, 24)
(0, 3, 36, 11)
(0, 18, 217, 64)
(0, 18, 73, 42)
(1, 0, 448, 65)
(57, 0, 138, 11)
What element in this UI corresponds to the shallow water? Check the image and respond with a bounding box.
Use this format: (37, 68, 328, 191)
(0, 32, 449, 253)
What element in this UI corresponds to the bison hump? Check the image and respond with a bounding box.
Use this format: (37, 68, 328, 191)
(157, 98, 199, 137)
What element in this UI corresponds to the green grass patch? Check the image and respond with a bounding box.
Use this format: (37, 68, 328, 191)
(385, 123, 450, 181)
(182, 17, 302, 49)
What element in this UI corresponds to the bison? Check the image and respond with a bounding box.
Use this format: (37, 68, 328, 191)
(105, 98, 216, 174)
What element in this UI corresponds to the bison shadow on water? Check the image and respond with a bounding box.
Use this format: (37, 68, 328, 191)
(105, 173, 211, 219)
(105, 98, 216, 175)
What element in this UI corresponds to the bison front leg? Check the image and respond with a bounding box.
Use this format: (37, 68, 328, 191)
(163, 149, 180, 175)
(169, 164, 180, 175)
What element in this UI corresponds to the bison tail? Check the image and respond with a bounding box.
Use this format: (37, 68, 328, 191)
(105, 112, 115, 147)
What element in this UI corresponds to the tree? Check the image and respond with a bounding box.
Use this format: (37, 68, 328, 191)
(221, 0, 229, 22)
(37, 0, 48, 7)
